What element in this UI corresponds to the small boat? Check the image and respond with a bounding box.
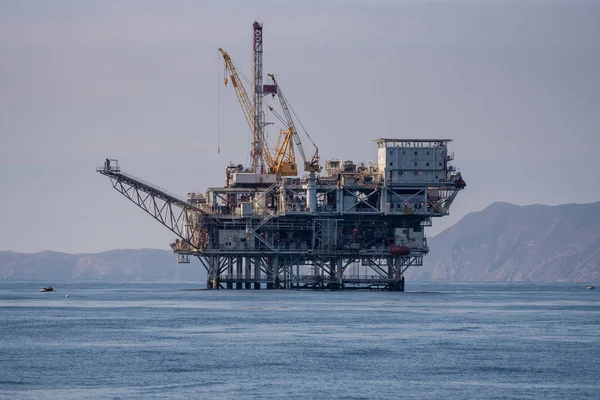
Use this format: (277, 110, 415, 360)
(39, 286, 54, 292)
(586, 286, 595, 290)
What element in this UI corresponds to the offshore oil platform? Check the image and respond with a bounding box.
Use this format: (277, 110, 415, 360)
(97, 22, 466, 291)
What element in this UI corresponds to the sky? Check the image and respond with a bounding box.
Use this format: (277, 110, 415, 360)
(1, 0, 599, 254)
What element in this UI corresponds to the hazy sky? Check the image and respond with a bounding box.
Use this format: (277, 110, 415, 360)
(1, 0, 599, 253)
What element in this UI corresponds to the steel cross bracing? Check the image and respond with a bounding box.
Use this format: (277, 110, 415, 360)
(96, 164, 208, 257)
(201, 252, 416, 291)
(185, 214, 422, 289)
(343, 188, 381, 213)
(427, 186, 460, 214)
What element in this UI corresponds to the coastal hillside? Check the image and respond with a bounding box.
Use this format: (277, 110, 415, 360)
(408, 201, 600, 282)
(0, 249, 206, 282)
(2, 201, 599, 283)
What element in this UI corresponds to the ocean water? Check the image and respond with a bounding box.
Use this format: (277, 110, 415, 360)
(0, 282, 598, 399)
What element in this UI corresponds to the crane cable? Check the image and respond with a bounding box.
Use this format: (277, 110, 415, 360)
(279, 87, 318, 150)
(228, 59, 277, 154)
(217, 50, 221, 154)
(266, 102, 286, 126)
(221, 55, 284, 166)
(226, 57, 259, 168)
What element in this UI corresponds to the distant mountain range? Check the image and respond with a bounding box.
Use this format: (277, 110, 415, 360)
(0, 249, 204, 282)
(408, 201, 600, 282)
(2, 202, 599, 283)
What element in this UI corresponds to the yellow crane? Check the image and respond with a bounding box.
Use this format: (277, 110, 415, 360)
(270, 126, 297, 176)
(267, 74, 321, 174)
(218, 47, 275, 172)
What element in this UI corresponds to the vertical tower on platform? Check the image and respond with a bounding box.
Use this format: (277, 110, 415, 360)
(252, 21, 264, 174)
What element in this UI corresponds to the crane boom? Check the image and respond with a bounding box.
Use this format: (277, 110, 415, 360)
(268, 74, 321, 173)
(270, 127, 297, 176)
(218, 47, 254, 138)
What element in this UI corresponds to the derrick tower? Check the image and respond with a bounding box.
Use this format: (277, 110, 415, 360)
(252, 21, 264, 174)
